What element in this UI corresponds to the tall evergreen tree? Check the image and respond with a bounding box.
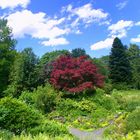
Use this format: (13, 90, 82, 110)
(0, 19, 16, 96)
(128, 44, 140, 89)
(109, 37, 131, 84)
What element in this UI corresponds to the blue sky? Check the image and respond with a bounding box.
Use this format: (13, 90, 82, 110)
(0, 0, 140, 58)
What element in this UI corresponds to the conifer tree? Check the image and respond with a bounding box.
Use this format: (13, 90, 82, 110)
(109, 37, 131, 84)
(128, 44, 140, 89)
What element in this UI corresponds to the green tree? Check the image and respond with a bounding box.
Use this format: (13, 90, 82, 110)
(7, 48, 38, 97)
(93, 56, 109, 82)
(39, 50, 70, 66)
(0, 19, 16, 96)
(109, 37, 131, 84)
(128, 44, 140, 89)
(71, 48, 90, 58)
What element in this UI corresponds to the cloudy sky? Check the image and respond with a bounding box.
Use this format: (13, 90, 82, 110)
(0, 0, 140, 57)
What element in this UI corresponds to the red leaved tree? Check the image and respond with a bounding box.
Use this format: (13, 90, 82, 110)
(50, 55, 104, 93)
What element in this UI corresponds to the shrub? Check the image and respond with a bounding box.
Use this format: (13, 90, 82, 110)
(103, 83, 113, 94)
(29, 120, 69, 136)
(112, 83, 132, 90)
(56, 99, 78, 116)
(92, 88, 118, 111)
(19, 91, 36, 106)
(49, 55, 104, 94)
(34, 84, 61, 113)
(0, 97, 43, 134)
(126, 108, 140, 132)
(19, 84, 62, 113)
(0, 130, 13, 140)
(77, 99, 97, 113)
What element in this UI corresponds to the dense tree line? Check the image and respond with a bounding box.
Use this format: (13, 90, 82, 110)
(0, 18, 140, 97)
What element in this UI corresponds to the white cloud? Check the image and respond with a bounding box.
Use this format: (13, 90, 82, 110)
(90, 20, 135, 50)
(131, 35, 140, 43)
(0, 0, 30, 9)
(90, 38, 114, 50)
(7, 10, 69, 38)
(108, 20, 133, 38)
(6, 10, 70, 46)
(63, 3, 109, 26)
(135, 21, 140, 26)
(116, 1, 128, 10)
(41, 37, 69, 46)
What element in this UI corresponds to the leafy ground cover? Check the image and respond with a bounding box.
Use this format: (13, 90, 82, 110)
(0, 88, 140, 140)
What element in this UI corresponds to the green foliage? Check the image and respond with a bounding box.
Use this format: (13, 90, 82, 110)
(112, 83, 132, 90)
(0, 19, 16, 96)
(103, 113, 127, 140)
(0, 131, 74, 140)
(128, 44, 140, 89)
(109, 37, 131, 84)
(3, 133, 75, 140)
(19, 84, 61, 113)
(19, 91, 36, 106)
(92, 88, 118, 111)
(0, 130, 13, 140)
(113, 90, 140, 111)
(71, 48, 90, 58)
(126, 108, 140, 132)
(29, 120, 69, 136)
(77, 99, 97, 113)
(34, 84, 61, 113)
(0, 97, 43, 134)
(39, 50, 70, 66)
(5, 48, 39, 97)
(36, 50, 70, 84)
(93, 57, 109, 82)
(56, 99, 79, 116)
(103, 83, 113, 94)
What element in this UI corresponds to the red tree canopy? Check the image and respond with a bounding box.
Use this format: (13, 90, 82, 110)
(50, 55, 104, 93)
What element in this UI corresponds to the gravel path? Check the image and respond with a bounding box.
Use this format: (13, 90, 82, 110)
(69, 114, 121, 139)
(69, 127, 107, 140)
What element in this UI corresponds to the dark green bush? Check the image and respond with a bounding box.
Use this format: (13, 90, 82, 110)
(126, 108, 140, 132)
(0, 97, 43, 134)
(112, 83, 132, 90)
(103, 83, 113, 94)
